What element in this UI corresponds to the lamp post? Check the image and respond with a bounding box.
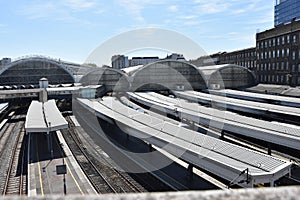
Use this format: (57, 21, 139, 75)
(48, 122, 53, 159)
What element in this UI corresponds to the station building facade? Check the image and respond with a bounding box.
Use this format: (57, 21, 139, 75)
(256, 19, 300, 86)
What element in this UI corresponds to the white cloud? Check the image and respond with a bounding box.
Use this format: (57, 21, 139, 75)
(116, 0, 173, 22)
(19, 1, 103, 25)
(228, 32, 239, 35)
(21, 2, 58, 19)
(168, 5, 178, 12)
(193, 0, 231, 14)
(62, 0, 96, 11)
(179, 15, 198, 20)
(231, 9, 246, 15)
(183, 20, 200, 26)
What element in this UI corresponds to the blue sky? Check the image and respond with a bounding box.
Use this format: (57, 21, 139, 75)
(0, 0, 274, 64)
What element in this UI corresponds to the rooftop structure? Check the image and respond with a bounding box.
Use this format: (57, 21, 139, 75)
(80, 67, 129, 92)
(25, 100, 68, 133)
(0, 56, 95, 87)
(128, 60, 206, 91)
(127, 56, 159, 67)
(199, 64, 257, 89)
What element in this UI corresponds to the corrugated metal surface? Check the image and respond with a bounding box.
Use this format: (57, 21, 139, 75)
(177, 90, 300, 117)
(130, 92, 300, 150)
(78, 97, 291, 183)
(210, 89, 300, 107)
(152, 91, 300, 138)
(25, 100, 68, 132)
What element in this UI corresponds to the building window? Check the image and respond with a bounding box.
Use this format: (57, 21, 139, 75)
(277, 50, 280, 58)
(293, 51, 296, 60)
(292, 65, 295, 72)
(282, 36, 285, 45)
(287, 35, 290, 43)
(298, 77, 300, 85)
(287, 48, 290, 57)
(298, 64, 300, 72)
(282, 49, 285, 57)
(273, 50, 275, 58)
(272, 63, 275, 70)
(273, 38, 276, 47)
(277, 37, 280, 46)
(281, 62, 284, 70)
(269, 40, 272, 47)
(293, 35, 297, 43)
(286, 62, 289, 71)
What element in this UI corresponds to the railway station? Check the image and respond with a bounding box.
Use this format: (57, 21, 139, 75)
(0, 56, 299, 197)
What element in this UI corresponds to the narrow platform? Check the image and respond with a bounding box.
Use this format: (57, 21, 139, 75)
(28, 131, 97, 196)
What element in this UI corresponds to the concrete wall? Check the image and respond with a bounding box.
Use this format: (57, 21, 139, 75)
(1, 186, 299, 199)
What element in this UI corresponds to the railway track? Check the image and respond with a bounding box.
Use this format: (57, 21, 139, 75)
(0, 113, 27, 195)
(61, 116, 146, 194)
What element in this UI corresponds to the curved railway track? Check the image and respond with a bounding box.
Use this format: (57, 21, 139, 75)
(61, 116, 146, 194)
(0, 113, 27, 195)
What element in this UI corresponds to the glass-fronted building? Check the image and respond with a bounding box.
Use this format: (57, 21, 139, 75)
(275, 0, 300, 26)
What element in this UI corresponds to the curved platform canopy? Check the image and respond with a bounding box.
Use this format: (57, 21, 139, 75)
(198, 64, 257, 89)
(80, 66, 130, 92)
(25, 100, 68, 133)
(127, 60, 207, 91)
(0, 56, 79, 88)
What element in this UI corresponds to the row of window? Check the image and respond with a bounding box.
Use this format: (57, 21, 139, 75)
(257, 49, 300, 60)
(222, 52, 256, 60)
(258, 74, 287, 84)
(259, 75, 300, 85)
(257, 62, 300, 72)
(257, 34, 298, 49)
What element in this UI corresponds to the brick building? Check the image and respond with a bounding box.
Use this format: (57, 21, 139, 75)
(256, 19, 300, 86)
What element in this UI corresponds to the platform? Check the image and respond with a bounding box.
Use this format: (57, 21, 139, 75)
(28, 130, 97, 196)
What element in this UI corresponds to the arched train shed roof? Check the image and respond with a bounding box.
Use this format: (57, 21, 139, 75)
(0, 56, 76, 86)
(199, 64, 257, 89)
(80, 67, 130, 92)
(128, 60, 207, 91)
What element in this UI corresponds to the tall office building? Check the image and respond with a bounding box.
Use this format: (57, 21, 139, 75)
(275, 0, 300, 26)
